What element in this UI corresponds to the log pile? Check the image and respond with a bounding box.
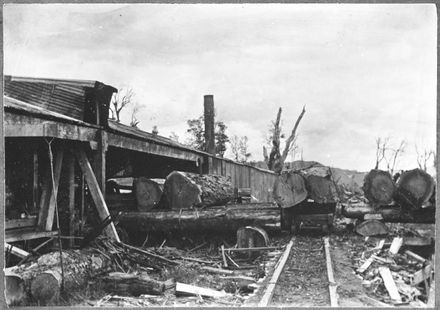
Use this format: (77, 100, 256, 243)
(362, 168, 434, 210)
(273, 165, 338, 209)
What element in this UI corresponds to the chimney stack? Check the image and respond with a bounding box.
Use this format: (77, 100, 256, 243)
(204, 95, 215, 155)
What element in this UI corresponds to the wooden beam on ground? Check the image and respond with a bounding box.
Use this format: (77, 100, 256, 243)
(5, 243, 30, 258)
(67, 152, 76, 248)
(378, 267, 402, 303)
(74, 148, 120, 241)
(258, 237, 295, 307)
(323, 237, 338, 307)
(38, 145, 64, 231)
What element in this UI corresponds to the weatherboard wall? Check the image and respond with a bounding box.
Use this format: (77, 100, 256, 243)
(210, 157, 277, 202)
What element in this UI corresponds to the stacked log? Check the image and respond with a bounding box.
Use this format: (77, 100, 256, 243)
(362, 169, 396, 206)
(160, 171, 235, 209)
(273, 171, 307, 209)
(133, 177, 165, 211)
(394, 169, 435, 210)
(118, 204, 280, 233)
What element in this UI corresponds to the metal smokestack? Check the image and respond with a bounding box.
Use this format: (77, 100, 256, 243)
(204, 95, 215, 155)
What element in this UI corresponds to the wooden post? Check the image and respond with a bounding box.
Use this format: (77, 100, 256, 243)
(38, 145, 64, 231)
(92, 130, 107, 196)
(204, 95, 215, 155)
(74, 148, 119, 241)
(67, 152, 75, 248)
(33, 148, 39, 213)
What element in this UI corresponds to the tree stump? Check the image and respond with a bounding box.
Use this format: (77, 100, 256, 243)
(394, 169, 435, 210)
(362, 170, 396, 205)
(133, 177, 164, 211)
(161, 171, 235, 209)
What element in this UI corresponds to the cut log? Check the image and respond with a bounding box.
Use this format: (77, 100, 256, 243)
(341, 203, 435, 223)
(101, 272, 166, 296)
(133, 177, 164, 211)
(305, 175, 338, 203)
(161, 171, 235, 209)
(355, 219, 389, 237)
(118, 204, 280, 233)
(6, 248, 111, 305)
(175, 282, 228, 298)
(362, 169, 396, 205)
(5, 274, 26, 306)
(394, 169, 435, 210)
(273, 171, 307, 209)
(31, 269, 63, 305)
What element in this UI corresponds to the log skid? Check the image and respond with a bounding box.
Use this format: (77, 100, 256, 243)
(362, 169, 396, 205)
(161, 171, 235, 209)
(341, 203, 435, 224)
(118, 204, 280, 233)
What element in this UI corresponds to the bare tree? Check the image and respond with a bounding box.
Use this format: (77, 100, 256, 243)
(415, 145, 435, 171)
(129, 102, 143, 128)
(265, 106, 306, 173)
(169, 132, 180, 142)
(230, 135, 251, 162)
(374, 137, 389, 169)
(110, 87, 134, 123)
(384, 140, 405, 175)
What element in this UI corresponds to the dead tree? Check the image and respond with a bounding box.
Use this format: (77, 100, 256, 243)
(110, 87, 134, 123)
(265, 106, 306, 174)
(415, 146, 435, 171)
(374, 137, 389, 169)
(385, 140, 405, 175)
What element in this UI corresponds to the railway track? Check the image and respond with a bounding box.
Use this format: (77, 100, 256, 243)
(244, 233, 336, 307)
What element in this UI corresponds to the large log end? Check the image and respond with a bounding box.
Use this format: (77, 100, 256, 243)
(5, 275, 26, 306)
(362, 169, 396, 205)
(395, 169, 435, 209)
(30, 270, 62, 305)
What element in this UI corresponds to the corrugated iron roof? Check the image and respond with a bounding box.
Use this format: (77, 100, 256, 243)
(4, 75, 117, 122)
(4, 96, 97, 127)
(108, 120, 208, 155)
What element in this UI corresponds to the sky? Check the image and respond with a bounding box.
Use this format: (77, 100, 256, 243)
(3, 4, 437, 172)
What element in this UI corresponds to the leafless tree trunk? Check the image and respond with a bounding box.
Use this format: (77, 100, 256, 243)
(385, 140, 405, 175)
(374, 137, 389, 169)
(415, 146, 435, 171)
(110, 88, 134, 123)
(265, 106, 306, 174)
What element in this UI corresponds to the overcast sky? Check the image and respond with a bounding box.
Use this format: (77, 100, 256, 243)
(4, 4, 437, 172)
